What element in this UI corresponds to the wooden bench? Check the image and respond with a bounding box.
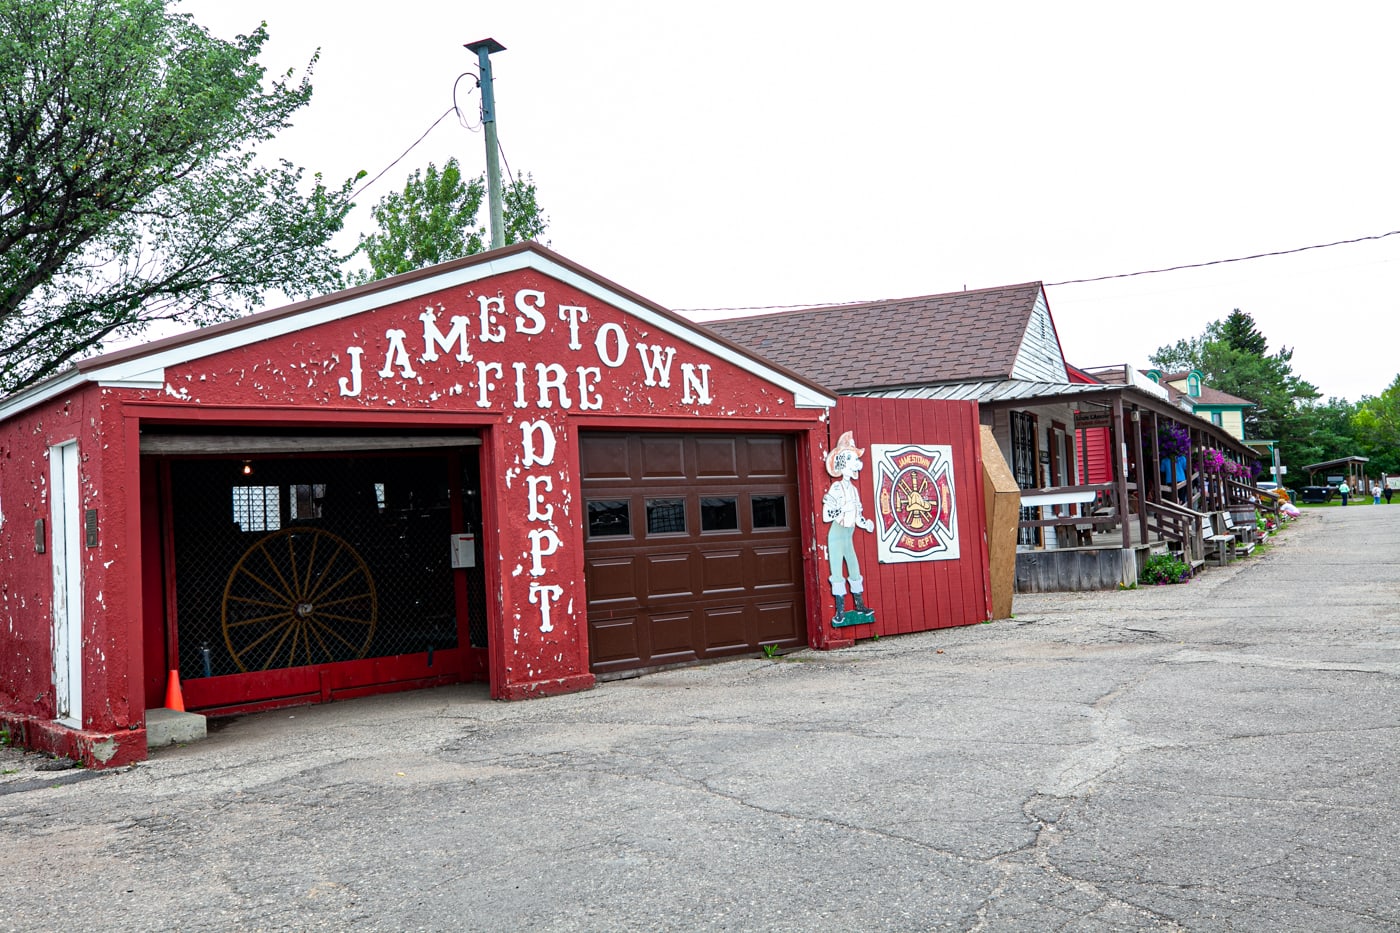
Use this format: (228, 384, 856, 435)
(1222, 511, 1256, 555)
(1202, 516, 1236, 566)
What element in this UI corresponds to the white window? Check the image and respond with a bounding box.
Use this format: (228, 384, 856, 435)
(232, 486, 281, 532)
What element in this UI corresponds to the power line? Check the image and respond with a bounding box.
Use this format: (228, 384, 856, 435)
(1046, 228, 1400, 286)
(677, 227, 1400, 314)
(452, 71, 482, 131)
(348, 107, 454, 201)
(345, 69, 491, 204)
(498, 140, 517, 187)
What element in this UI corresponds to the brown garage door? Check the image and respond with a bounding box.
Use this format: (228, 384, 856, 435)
(581, 432, 807, 676)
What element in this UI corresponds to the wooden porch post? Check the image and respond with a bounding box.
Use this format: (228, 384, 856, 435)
(1131, 405, 1149, 545)
(1198, 423, 1209, 509)
(1112, 395, 1131, 549)
(1148, 411, 1163, 504)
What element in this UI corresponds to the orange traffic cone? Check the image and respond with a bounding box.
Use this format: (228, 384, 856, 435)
(165, 669, 185, 712)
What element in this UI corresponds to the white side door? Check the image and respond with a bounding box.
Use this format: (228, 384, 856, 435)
(50, 441, 82, 727)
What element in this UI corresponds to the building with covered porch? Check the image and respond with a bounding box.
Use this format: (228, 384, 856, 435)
(710, 282, 1275, 592)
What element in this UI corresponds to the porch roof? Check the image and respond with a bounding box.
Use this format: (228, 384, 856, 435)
(1301, 456, 1370, 473)
(845, 379, 1112, 404)
(854, 379, 1258, 459)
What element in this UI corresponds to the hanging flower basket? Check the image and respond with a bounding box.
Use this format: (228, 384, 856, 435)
(1157, 424, 1191, 459)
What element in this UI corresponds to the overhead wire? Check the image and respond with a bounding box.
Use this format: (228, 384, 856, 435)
(676, 227, 1400, 314)
(1045, 228, 1400, 286)
(348, 107, 455, 201)
(341, 71, 1400, 305)
(452, 71, 482, 131)
(346, 70, 484, 203)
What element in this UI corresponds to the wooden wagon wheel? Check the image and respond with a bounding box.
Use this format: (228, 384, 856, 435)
(222, 527, 378, 673)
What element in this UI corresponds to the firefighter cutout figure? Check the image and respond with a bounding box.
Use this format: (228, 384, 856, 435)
(822, 431, 876, 627)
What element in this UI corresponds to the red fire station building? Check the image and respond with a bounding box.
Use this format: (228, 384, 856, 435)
(0, 244, 992, 766)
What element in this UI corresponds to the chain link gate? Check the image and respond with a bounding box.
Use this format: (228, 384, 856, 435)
(167, 449, 486, 684)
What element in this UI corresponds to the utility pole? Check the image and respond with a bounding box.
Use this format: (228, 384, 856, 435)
(465, 38, 506, 249)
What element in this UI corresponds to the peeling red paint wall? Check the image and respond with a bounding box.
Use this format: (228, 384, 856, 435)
(0, 384, 143, 766)
(110, 269, 828, 699)
(1, 265, 830, 725)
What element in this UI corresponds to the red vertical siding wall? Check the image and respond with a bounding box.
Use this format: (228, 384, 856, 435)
(1080, 426, 1111, 484)
(822, 396, 992, 642)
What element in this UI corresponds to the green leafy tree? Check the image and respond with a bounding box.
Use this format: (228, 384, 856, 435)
(1150, 309, 1323, 477)
(1288, 397, 1359, 472)
(1353, 374, 1400, 475)
(354, 157, 548, 282)
(0, 0, 361, 395)
(502, 172, 548, 247)
(1148, 335, 1204, 373)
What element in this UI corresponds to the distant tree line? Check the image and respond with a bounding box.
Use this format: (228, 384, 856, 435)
(1151, 309, 1399, 481)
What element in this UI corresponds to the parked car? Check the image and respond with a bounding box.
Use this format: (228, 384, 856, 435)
(1256, 481, 1291, 503)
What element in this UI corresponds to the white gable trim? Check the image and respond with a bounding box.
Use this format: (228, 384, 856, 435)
(64, 251, 834, 411)
(0, 371, 86, 423)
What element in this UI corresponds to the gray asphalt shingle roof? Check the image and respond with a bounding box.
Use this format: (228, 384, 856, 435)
(707, 282, 1045, 392)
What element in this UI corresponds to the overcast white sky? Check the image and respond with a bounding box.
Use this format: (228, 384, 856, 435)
(179, 0, 1400, 403)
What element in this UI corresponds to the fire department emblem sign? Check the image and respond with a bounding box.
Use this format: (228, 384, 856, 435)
(872, 444, 960, 563)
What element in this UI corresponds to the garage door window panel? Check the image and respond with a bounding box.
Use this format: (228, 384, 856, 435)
(700, 496, 738, 532)
(587, 499, 632, 539)
(751, 494, 787, 529)
(645, 498, 687, 535)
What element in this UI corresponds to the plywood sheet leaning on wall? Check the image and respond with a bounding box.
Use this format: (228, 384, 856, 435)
(980, 425, 1019, 619)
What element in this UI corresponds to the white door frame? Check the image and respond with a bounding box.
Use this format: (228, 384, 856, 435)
(50, 440, 82, 727)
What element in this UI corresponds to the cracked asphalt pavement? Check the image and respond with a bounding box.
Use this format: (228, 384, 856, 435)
(2, 505, 1397, 931)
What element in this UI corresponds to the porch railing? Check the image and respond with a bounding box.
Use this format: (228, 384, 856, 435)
(1016, 478, 1276, 555)
(1016, 483, 1117, 543)
(1142, 498, 1206, 563)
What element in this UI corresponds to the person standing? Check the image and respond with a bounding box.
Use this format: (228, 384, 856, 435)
(1373, 482, 1382, 505)
(1339, 480, 1350, 506)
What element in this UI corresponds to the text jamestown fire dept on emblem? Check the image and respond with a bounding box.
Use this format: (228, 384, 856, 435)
(872, 444, 960, 563)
